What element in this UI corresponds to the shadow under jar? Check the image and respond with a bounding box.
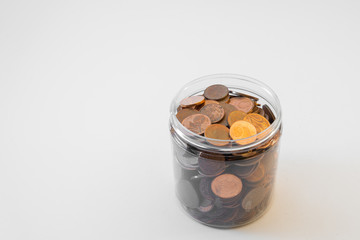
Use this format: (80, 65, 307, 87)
(169, 74, 282, 228)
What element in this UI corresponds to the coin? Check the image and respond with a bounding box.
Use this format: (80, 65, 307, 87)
(204, 124, 230, 146)
(221, 207, 241, 223)
(244, 163, 265, 184)
(198, 153, 226, 176)
(264, 114, 269, 121)
(263, 104, 275, 123)
(204, 84, 229, 100)
(198, 199, 214, 213)
(205, 207, 227, 219)
(229, 90, 259, 101)
(199, 103, 225, 123)
(176, 179, 200, 208)
(211, 174, 243, 199)
(217, 94, 230, 104)
(176, 108, 198, 123)
(252, 106, 260, 114)
(233, 152, 264, 167)
(227, 110, 247, 127)
(196, 100, 218, 111)
(217, 103, 238, 126)
(182, 114, 211, 135)
(180, 95, 205, 108)
(229, 97, 254, 113)
(243, 113, 271, 139)
(229, 120, 257, 145)
(199, 177, 215, 201)
(204, 100, 220, 105)
(231, 162, 259, 178)
(194, 102, 205, 111)
(258, 108, 265, 117)
(175, 149, 199, 170)
(242, 187, 267, 211)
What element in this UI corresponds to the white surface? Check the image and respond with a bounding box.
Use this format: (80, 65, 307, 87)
(1, 1, 360, 239)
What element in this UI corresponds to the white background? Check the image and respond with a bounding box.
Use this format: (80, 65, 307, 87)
(1, 1, 360, 239)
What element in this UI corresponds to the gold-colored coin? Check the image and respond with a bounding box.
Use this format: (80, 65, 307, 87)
(204, 124, 230, 146)
(229, 120, 257, 145)
(243, 113, 270, 139)
(227, 110, 247, 127)
(180, 95, 205, 108)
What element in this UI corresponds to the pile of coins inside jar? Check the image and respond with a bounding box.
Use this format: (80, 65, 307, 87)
(172, 84, 281, 228)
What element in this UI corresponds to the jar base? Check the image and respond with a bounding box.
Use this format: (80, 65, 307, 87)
(178, 194, 274, 229)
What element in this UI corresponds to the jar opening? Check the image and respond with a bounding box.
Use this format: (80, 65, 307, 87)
(169, 74, 282, 152)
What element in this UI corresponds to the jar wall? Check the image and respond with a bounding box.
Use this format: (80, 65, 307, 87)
(171, 128, 281, 228)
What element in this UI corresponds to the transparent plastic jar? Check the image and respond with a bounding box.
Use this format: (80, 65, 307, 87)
(169, 74, 282, 228)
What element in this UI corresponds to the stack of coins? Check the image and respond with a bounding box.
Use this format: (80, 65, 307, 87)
(172, 84, 281, 228)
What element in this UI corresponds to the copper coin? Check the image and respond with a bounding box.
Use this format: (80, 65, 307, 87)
(229, 90, 259, 101)
(194, 102, 205, 111)
(199, 104, 225, 123)
(244, 163, 265, 184)
(204, 84, 229, 100)
(198, 153, 226, 176)
(205, 207, 227, 219)
(199, 177, 215, 200)
(229, 97, 254, 113)
(198, 199, 214, 213)
(176, 108, 198, 123)
(227, 110, 247, 127)
(204, 100, 219, 105)
(231, 162, 259, 178)
(211, 174, 243, 199)
(233, 152, 264, 167)
(217, 94, 230, 104)
(176, 179, 200, 208)
(243, 113, 271, 139)
(242, 187, 267, 211)
(204, 124, 230, 146)
(196, 100, 218, 111)
(219, 191, 243, 207)
(180, 95, 205, 108)
(221, 207, 241, 223)
(217, 103, 238, 126)
(229, 120, 257, 145)
(181, 114, 211, 135)
(252, 106, 260, 114)
(263, 104, 276, 123)
(258, 108, 265, 117)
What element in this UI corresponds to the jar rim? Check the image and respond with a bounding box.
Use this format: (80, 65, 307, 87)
(169, 73, 282, 152)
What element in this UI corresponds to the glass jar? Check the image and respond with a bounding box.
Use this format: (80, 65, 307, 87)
(169, 74, 282, 228)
